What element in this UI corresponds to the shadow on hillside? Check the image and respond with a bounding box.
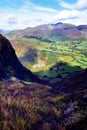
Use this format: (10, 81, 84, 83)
(19, 47, 38, 63)
(36, 61, 83, 84)
(48, 62, 87, 95)
(66, 115, 87, 130)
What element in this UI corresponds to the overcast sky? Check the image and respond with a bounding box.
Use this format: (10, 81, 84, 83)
(0, 0, 87, 30)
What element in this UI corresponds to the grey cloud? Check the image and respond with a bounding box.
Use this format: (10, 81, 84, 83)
(6, 16, 18, 25)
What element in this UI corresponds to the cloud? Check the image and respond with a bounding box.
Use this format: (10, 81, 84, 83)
(0, 0, 87, 30)
(0, 1, 57, 30)
(51, 9, 87, 25)
(59, 0, 87, 10)
(6, 15, 17, 22)
(76, 0, 87, 9)
(0, 6, 55, 30)
(54, 0, 87, 25)
(20, 1, 57, 13)
(33, 6, 57, 12)
(53, 10, 80, 20)
(59, 0, 73, 9)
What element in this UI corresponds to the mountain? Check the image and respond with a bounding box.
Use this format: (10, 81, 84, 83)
(7, 22, 87, 40)
(0, 29, 11, 34)
(0, 34, 46, 83)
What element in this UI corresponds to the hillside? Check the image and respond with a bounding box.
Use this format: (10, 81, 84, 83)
(0, 34, 46, 83)
(0, 66, 87, 130)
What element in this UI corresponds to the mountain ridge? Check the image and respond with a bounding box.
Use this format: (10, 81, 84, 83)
(7, 22, 87, 40)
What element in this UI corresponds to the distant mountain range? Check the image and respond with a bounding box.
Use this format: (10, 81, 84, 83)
(7, 22, 87, 40)
(0, 29, 11, 34)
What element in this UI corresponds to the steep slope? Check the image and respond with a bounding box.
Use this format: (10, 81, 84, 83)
(0, 34, 45, 83)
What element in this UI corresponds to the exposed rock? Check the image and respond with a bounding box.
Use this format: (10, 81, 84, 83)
(33, 59, 46, 68)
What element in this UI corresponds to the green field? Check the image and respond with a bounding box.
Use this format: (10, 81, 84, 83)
(8, 36, 87, 82)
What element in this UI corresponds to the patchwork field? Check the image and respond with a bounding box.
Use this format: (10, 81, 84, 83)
(7, 36, 87, 83)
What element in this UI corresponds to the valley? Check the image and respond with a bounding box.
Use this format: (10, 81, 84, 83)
(7, 32, 87, 83)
